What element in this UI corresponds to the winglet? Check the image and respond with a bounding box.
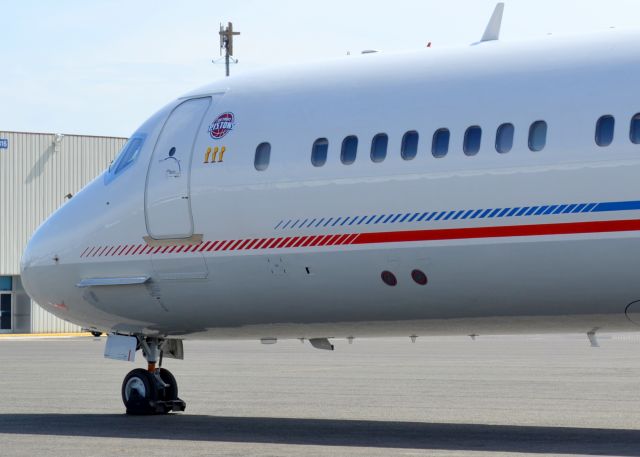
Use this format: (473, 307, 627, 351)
(480, 3, 504, 42)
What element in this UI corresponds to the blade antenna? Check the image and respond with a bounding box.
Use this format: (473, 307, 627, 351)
(480, 3, 504, 42)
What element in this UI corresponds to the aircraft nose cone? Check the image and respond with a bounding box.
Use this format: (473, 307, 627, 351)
(20, 218, 61, 305)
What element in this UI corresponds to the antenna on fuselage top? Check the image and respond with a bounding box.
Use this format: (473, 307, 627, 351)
(480, 3, 504, 42)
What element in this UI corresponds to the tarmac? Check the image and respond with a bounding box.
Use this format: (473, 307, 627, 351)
(0, 334, 640, 456)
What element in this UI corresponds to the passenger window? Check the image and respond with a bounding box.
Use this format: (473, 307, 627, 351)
(254, 142, 271, 171)
(341, 135, 358, 165)
(370, 133, 388, 163)
(432, 128, 450, 158)
(495, 123, 514, 154)
(464, 126, 482, 156)
(401, 131, 419, 160)
(595, 115, 615, 147)
(311, 138, 328, 167)
(630, 114, 640, 144)
(528, 121, 547, 151)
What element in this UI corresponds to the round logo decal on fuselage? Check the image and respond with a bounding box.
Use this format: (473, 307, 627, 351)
(208, 112, 235, 139)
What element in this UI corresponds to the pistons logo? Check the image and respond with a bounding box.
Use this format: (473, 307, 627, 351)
(208, 112, 235, 139)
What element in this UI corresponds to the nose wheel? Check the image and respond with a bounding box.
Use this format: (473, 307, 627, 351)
(121, 337, 186, 415)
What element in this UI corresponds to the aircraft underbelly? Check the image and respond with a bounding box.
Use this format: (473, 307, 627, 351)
(38, 233, 640, 337)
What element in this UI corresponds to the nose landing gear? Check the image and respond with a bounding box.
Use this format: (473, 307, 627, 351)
(121, 337, 186, 415)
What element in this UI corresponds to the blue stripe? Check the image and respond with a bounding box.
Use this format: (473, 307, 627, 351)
(572, 203, 587, 213)
(277, 199, 640, 233)
(592, 200, 640, 212)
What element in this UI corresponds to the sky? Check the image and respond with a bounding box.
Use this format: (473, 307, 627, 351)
(3, 0, 640, 137)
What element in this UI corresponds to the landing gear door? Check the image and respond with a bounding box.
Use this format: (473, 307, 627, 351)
(145, 97, 211, 240)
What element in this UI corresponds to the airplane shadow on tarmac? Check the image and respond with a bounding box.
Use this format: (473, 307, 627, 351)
(0, 414, 638, 455)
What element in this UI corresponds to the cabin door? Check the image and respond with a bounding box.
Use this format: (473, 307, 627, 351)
(145, 97, 211, 240)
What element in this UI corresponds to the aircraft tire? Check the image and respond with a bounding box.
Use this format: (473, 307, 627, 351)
(122, 368, 158, 415)
(159, 368, 178, 402)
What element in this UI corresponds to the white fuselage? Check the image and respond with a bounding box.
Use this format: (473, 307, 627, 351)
(20, 30, 640, 340)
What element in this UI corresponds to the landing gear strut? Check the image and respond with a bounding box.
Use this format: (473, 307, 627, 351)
(121, 337, 186, 415)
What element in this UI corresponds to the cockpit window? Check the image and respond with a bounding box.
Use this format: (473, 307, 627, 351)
(106, 135, 146, 183)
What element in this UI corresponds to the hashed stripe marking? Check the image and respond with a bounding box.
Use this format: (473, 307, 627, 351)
(80, 218, 640, 258)
(274, 199, 640, 231)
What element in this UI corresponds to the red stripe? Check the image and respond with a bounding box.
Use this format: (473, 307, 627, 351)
(326, 234, 343, 246)
(316, 235, 332, 246)
(301, 236, 318, 247)
(103, 246, 115, 256)
(97, 246, 109, 257)
(153, 246, 163, 254)
(351, 219, 640, 245)
(114, 245, 126, 256)
(236, 239, 252, 250)
(283, 237, 299, 248)
(265, 238, 281, 249)
(207, 241, 220, 251)
(215, 241, 227, 251)
(253, 238, 269, 249)
(274, 237, 292, 249)
(168, 245, 178, 253)
(197, 241, 211, 252)
(175, 245, 186, 253)
(110, 245, 122, 256)
(244, 239, 259, 250)
(123, 245, 135, 256)
(80, 247, 90, 258)
(221, 240, 236, 251)
(292, 237, 307, 248)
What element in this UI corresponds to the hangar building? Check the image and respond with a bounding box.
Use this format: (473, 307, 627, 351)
(0, 131, 126, 333)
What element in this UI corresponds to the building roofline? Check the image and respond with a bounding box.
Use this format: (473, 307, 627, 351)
(0, 130, 128, 140)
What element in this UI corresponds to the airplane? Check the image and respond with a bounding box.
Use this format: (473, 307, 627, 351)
(19, 3, 640, 414)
